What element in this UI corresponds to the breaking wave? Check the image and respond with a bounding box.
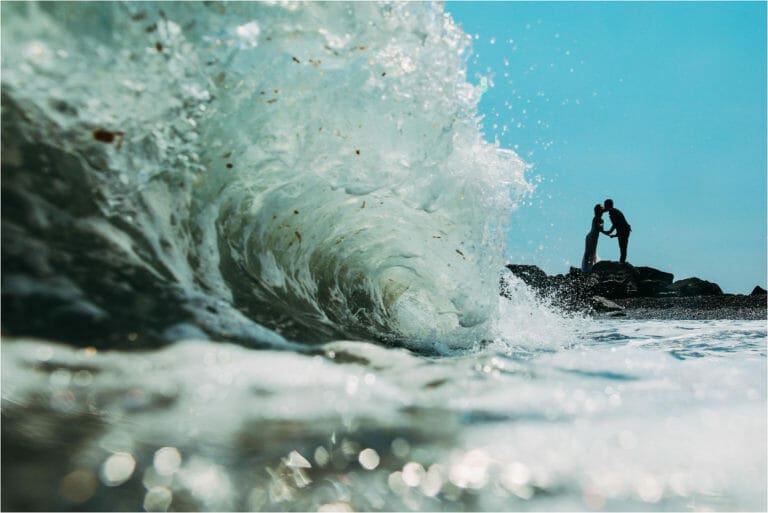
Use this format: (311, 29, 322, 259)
(1, 1, 530, 351)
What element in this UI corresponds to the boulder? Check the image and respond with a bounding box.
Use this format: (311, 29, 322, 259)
(637, 280, 674, 297)
(671, 277, 723, 297)
(587, 262, 640, 298)
(505, 265, 549, 291)
(633, 266, 675, 297)
(501, 262, 743, 312)
(591, 261, 638, 282)
(590, 279, 633, 299)
(751, 286, 767, 296)
(635, 266, 674, 284)
(592, 260, 637, 276)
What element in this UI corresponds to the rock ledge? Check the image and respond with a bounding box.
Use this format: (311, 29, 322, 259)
(503, 262, 766, 320)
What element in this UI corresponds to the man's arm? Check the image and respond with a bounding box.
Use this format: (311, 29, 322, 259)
(603, 211, 616, 235)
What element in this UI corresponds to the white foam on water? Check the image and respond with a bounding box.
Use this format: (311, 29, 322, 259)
(2, 319, 765, 510)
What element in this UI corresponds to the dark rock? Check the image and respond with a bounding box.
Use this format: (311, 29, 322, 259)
(637, 280, 675, 297)
(505, 265, 549, 291)
(590, 296, 624, 312)
(500, 261, 758, 318)
(751, 286, 767, 296)
(546, 272, 598, 309)
(592, 261, 638, 281)
(588, 261, 639, 298)
(635, 266, 674, 284)
(671, 277, 723, 297)
(590, 280, 631, 299)
(633, 266, 675, 298)
(585, 262, 636, 298)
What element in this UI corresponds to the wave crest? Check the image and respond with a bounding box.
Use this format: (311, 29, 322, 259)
(1, 1, 531, 350)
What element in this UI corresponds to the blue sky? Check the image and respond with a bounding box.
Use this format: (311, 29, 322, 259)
(446, 1, 767, 293)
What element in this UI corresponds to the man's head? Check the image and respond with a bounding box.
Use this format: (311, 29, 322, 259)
(604, 199, 614, 210)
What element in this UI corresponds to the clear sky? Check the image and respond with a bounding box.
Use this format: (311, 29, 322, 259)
(446, 1, 767, 294)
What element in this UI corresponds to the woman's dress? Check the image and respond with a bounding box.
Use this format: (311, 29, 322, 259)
(581, 216, 603, 273)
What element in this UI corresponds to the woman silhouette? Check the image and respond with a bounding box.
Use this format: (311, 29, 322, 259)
(581, 204, 604, 273)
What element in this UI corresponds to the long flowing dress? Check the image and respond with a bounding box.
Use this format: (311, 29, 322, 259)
(581, 216, 603, 273)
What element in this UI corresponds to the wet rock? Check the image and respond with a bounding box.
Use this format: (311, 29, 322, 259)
(672, 277, 723, 297)
(635, 266, 675, 297)
(547, 272, 598, 310)
(505, 264, 548, 291)
(592, 261, 638, 281)
(635, 266, 674, 284)
(589, 262, 639, 298)
(591, 279, 632, 299)
(751, 286, 767, 296)
(500, 261, 759, 318)
(589, 260, 639, 299)
(638, 281, 676, 297)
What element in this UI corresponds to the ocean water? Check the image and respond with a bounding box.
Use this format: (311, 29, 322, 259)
(1, 2, 766, 511)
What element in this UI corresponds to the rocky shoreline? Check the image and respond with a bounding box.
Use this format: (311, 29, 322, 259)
(503, 261, 767, 320)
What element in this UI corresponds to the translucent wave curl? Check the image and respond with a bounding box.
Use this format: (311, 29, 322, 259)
(1, 2, 531, 350)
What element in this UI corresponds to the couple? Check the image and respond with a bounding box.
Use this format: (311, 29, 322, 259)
(581, 199, 632, 273)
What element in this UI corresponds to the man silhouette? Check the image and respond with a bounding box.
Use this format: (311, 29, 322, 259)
(602, 199, 632, 263)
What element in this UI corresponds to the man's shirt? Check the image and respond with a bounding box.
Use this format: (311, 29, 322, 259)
(608, 208, 631, 234)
